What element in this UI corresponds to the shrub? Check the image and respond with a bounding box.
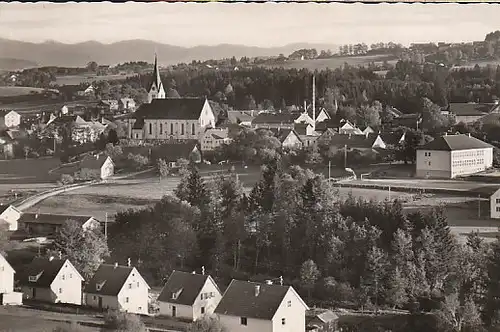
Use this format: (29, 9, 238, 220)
(60, 174, 74, 185)
(103, 309, 147, 332)
(188, 315, 227, 332)
(127, 153, 149, 170)
(74, 168, 101, 181)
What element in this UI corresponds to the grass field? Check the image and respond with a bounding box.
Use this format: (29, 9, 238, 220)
(0, 86, 55, 97)
(0, 99, 95, 113)
(264, 54, 398, 70)
(0, 157, 62, 185)
(54, 73, 137, 86)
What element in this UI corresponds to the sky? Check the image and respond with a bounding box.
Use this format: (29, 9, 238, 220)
(0, 2, 500, 47)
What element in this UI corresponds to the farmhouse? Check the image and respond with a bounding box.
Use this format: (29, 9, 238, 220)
(84, 262, 150, 315)
(128, 98, 216, 141)
(415, 134, 493, 179)
(79, 154, 115, 179)
(18, 213, 101, 237)
(201, 128, 231, 151)
(324, 133, 387, 152)
(227, 110, 256, 127)
(152, 140, 202, 166)
(0, 253, 23, 305)
(0, 110, 21, 128)
(446, 103, 491, 124)
(158, 270, 222, 321)
(251, 113, 296, 130)
(387, 113, 422, 130)
(0, 204, 22, 231)
(17, 257, 84, 305)
(215, 280, 309, 332)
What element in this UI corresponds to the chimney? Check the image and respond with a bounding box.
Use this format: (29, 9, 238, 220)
(114, 262, 118, 269)
(365, 132, 369, 139)
(49, 256, 54, 261)
(35, 213, 38, 219)
(265, 280, 273, 285)
(468, 133, 471, 137)
(254, 285, 261, 297)
(201, 266, 205, 275)
(192, 271, 196, 274)
(127, 258, 131, 267)
(58, 251, 62, 259)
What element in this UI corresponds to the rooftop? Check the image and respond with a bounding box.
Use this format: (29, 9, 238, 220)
(19, 213, 96, 226)
(252, 113, 295, 125)
(84, 264, 139, 296)
(80, 154, 112, 170)
(158, 271, 213, 306)
(17, 257, 74, 287)
(418, 134, 493, 151)
(448, 103, 494, 116)
(134, 98, 208, 120)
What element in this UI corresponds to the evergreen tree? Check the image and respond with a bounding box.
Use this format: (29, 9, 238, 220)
(483, 239, 500, 326)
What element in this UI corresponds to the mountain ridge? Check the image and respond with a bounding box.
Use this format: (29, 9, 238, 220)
(0, 38, 339, 69)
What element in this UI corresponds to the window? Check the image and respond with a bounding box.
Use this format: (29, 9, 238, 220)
(282, 318, 286, 325)
(125, 297, 129, 303)
(137, 282, 139, 287)
(496, 206, 500, 212)
(181, 123, 185, 135)
(93, 296, 96, 300)
(240, 317, 247, 326)
(287, 300, 291, 307)
(149, 123, 152, 135)
(201, 307, 205, 314)
(69, 273, 72, 279)
(59, 288, 62, 294)
(170, 123, 174, 134)
(62, 274, 65, 280)
(496, 199, 500, 204)
(192, 123, 196, 135)
(128, 283, 132, 289)
(160, 123, 163, 135)
(428, 161, 431, 166)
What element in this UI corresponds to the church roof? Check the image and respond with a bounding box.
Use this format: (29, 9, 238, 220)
(134, 98, 208, 120)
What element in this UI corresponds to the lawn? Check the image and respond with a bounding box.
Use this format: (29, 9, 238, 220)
(0, 157, 62, 185)
(264, 54, 398, 70)
(0, 100, 95, 113)
(53, 73, 138, 86)
(0, 86, 54, 97)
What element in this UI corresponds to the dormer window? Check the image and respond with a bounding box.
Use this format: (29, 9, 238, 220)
(29, 271, 43, 282)
(171, 288, 183, 300)
(96, 281, 106, 291)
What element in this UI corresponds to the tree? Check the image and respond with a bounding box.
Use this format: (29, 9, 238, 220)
(126, 153, 149, 170)
(107, 129, 119, 145)
(174, 164, 210, 212)
(188, 314, 227, 332)
(0, 223, 10, 255)
(87, 61, 98, 72)
(102, 310, 147, 332)
(105, 143, 123, 159)
(385, 267, 408, 309)
(300, 259, 321, 301)
(157, 158, 169, 181)
(483, 239, 500, 326)
(52, 322, 85, 332)
(51, 220, 109, 280)
(433, 293, 482, 332)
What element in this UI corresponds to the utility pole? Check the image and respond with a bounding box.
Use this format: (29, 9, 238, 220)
(344, 144, 347, 169)
(478, 194, 481, 218)
(328, 160, 331, 182)
(388, 186, 391, 200)
(104, 212, 108, 239)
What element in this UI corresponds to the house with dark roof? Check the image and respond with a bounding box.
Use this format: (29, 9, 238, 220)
(338, 120, 362, 135)
(17, 257, 84, 305)
(319, 133, 387, 152)
(128, 98, 216, 141)
(447, 103, 492, 124)
(18, 213, 101, 237)
(416, 133, 493, 178)
(84, 262, 150, 315)
(158, 270, 222, 321)
(227, 110, 256, 127)
(0, 253, 23, 305)
(251, 113, 296, 130)
(0, 204, 22, 231)
(118, 98, 136, 112)
(274, 128, 302, 149)
(387, 113, 422, 130)
(215, 279, 309, 332)
(79, 154, 114, 179)
(150, 140, 202, 167)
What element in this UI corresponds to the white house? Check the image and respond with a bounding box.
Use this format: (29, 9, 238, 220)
(128, 98, 216, 141)
(79, 154, 115, 179)
(276, 129, 303, 149)
(0, 111, 21, 128)
(84, 262, 150, 315)
(201, 128, 231, 151)
(416, 134, 493, 179)
(490, 188, 500, 219)
(0, 253, 22, 305)
(158, 270, 222, 321)
(18, 257, 84, 305)
(119, 98, 136, 112)
(0, 204, 22, 231)
(215, 280, 309, 332)
(338, 120, 363, 135)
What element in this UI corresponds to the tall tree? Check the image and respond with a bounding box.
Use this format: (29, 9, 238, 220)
(300, 259, 321, 302)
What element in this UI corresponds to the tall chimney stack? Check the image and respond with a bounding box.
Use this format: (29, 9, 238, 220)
(312, 74, 316, 132)
(254, 285, 260, 297)
(114, 262, 118, 269)
(127, 258, 131, 267)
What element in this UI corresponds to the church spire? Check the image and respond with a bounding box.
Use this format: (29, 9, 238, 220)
(148, 53, 166, 103)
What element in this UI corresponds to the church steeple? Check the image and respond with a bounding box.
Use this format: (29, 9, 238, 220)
(147, 53, 166, 103)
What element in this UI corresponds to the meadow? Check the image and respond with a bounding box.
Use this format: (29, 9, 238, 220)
(0, 86, 55, 97)
(0, 157, 62, 186)
(264, 54, 399, 70)
(53, 73, 138, 86)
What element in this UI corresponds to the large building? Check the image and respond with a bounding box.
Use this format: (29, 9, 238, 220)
(147, 54, 166, 103)
(416, 134, 493, 179)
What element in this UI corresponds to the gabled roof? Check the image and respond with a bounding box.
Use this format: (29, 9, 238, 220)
(215, 280, 304, 320)
(418, 134, 493, 151)
(19, 213, 96, 226)
(449, 103, 491, 116)
(151, 140, 199, 162)
(132, 118, 145, 130)
(380, 132, 404, 146)
(158, 271, 217, 305)
(294, 123, 311, 135)
(80, 154, 113, 170)
(327, 133, 382, 149)
(134, 98, 208, 120)
(306, 309, 339, 323)
(84, 264, 148, 296)
(252, 113, 295, 125)
(0, 204, 20, 215)
(227, 111, 256, 124)
(17, 258, 82, 287)
(276, 128, 301, 144)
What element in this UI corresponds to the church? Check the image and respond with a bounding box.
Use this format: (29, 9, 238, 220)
(127, 55, 216, 141)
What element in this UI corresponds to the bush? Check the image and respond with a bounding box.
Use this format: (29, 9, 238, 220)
(52, 321, 85, 332)
(103, 309, 147, 332)
(74, 168, 101, 181)
(127, 153, 149, 170)
(188, 315, 227, 332)
(60, 174, 74, 185)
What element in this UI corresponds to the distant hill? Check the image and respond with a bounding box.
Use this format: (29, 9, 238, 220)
(0, 57, 38, 71)
(0, 38, 339, 68)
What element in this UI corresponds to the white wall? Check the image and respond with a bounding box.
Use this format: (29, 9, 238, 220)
(192, 278, 222, 321)
(415, 150, 451, 178)
(0, 256, 14, 294)
(144, 119, 200, 140)
(85, 293, 119, 311)
(218, 314, 273, 332)
(159, 302, 193, 320)
(5, 112, 20, 128)
(117, 268, 149, 315)
(272, 289, 307, 332)
(50, 261, 83, 305)
(199, 100, 216, 129)
(450, 148, 493, 178)
(0, 206, 21, 231)
(100, 158, 114, 179)
(491, 190, 500, 219)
